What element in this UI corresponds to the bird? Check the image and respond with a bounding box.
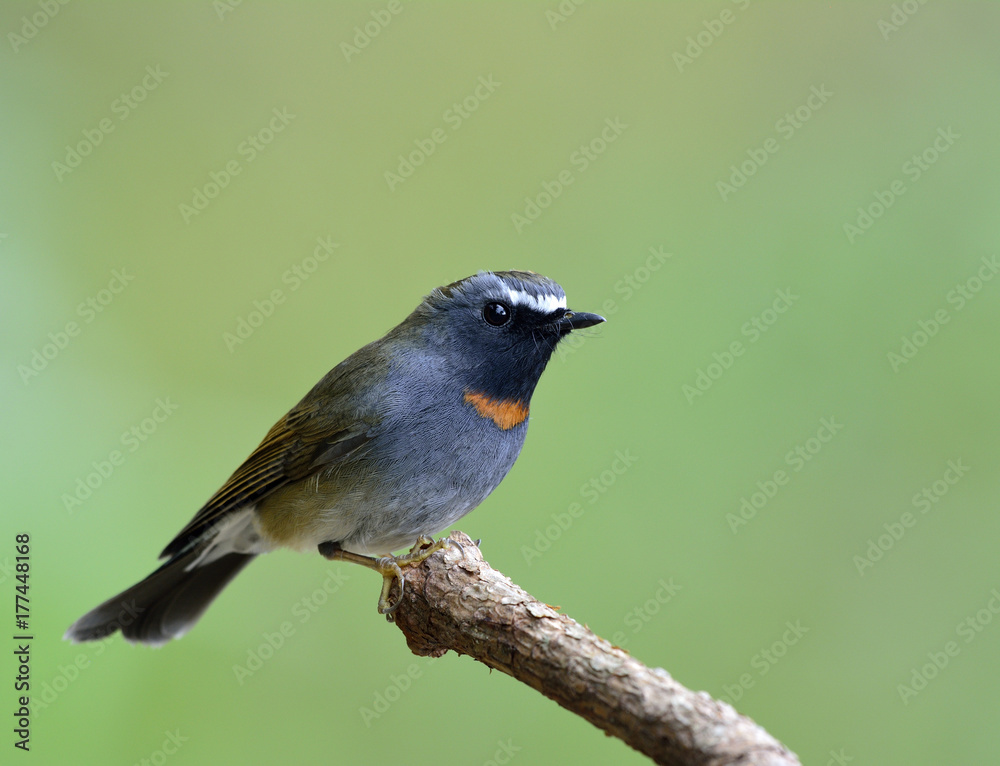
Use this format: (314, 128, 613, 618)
(65, 270, 604, 645)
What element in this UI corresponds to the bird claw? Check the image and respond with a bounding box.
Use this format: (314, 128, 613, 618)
(376, 557, 406, 616)
(319, 536, 457, 621)
(377, 536, 456, 620)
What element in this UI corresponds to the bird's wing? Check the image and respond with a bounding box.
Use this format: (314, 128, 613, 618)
(159, 398, 373, 560)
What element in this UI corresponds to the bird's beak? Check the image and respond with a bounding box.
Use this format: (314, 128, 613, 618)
(554, 310, 606, 332)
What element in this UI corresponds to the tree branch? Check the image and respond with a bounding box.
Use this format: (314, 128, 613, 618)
(389, 532, 800, 766)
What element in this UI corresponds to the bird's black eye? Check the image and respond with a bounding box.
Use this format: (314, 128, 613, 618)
(483, 302, 511, 327)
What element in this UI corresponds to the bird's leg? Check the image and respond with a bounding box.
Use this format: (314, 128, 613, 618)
(318, 536, 455, 620)
(318, 542, 403, 617)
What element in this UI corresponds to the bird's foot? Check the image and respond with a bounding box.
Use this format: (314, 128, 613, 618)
(318, 536, 456, 621)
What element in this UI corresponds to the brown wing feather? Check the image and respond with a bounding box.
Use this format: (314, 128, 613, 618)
(159, 334, 390, 560)
(160, 404, 371, 559)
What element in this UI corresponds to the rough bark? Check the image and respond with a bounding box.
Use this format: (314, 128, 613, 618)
(389, 532, 800, 766)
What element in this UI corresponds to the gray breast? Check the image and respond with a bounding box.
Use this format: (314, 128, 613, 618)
(336, 378, 528, 554)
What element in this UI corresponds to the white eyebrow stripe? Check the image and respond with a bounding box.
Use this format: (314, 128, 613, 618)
(506, 288, 566, 314)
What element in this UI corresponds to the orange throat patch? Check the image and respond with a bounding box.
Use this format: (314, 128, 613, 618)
(463, 390, 529, 430)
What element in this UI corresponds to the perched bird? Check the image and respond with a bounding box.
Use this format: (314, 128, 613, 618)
(66, 270, 604, 645)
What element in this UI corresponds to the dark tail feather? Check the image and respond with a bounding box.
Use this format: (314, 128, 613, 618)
(65, 551, 255, 645)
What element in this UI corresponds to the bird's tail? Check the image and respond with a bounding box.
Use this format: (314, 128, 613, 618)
(65, 548, 255, 646)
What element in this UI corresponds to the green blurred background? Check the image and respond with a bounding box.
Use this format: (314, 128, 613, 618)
(3, 2, 999, 764)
